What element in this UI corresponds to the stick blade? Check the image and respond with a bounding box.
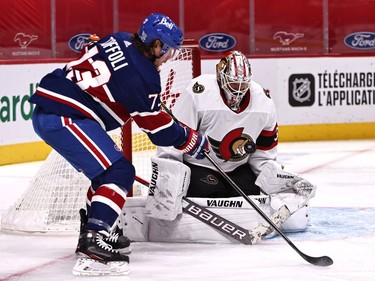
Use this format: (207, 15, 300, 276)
(305, 255, 334, 267)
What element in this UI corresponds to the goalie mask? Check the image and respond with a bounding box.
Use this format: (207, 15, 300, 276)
(217, 51, 252, 112)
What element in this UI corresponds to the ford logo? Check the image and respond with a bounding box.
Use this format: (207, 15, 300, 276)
(68, 33, 91, 53)
(199, 33, 236, 52)
(344, 32, 375, 50)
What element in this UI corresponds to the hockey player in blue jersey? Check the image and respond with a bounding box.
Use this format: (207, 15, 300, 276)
(28, 13, 208, 276)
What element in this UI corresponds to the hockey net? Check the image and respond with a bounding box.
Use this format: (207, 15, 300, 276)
(1, 41, 201, 235)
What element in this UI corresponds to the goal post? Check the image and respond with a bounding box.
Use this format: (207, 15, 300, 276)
(1, 41, 202, 235)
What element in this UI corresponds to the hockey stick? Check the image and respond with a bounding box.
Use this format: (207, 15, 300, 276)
(135, 176, 254, 245)
(182, 197, 254, 245)
(160, 102, 333, 267)
(203, 152, 333, 266)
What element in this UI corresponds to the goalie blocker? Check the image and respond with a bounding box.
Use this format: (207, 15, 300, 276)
(122, 158, 312, 244)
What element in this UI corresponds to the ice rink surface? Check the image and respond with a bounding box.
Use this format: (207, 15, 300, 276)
(0, 140, 374, 281)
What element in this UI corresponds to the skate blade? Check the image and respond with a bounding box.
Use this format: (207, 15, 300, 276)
(117, 246, 132, 255)
(72, 257, 129, 276)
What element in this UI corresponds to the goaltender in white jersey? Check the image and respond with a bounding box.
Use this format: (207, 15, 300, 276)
(138, 50, 317, 244)
(158, 55, 278, 179)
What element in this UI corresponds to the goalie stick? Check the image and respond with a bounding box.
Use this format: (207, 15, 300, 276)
(135, 176, 255, 245)
(184, 197, 255, 244)
(204, 152, 333, 266)
(160, 102, 334, 267)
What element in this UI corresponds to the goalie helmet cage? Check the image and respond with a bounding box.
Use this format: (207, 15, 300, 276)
(1, 40, 201, 235)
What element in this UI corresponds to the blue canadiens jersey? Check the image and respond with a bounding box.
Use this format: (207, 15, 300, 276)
(29, 32, 185, 147)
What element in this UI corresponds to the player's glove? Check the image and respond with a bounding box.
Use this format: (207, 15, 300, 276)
(175, 127, 209, 160)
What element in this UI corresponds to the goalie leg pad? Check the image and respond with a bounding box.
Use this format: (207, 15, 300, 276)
(252, 192, 311, 239)
(145, 157, 191, 220)
(281, 202, 310, 232)
(266, 193, 310, 236)
(250, 204, 291, 243)
(270, 192, 309, 215)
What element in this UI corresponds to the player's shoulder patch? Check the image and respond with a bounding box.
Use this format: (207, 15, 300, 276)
(263, 88, 271, 99)
(192, 81, 205, 94)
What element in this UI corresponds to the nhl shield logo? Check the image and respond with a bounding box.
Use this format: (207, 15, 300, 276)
(288, 74, 315, 106)
(292, 78, 311, 103)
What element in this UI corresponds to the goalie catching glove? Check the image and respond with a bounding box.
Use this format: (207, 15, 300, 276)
(175, 126, 209, 160)
(255, 162, 316, 203)
(255, 162, 316, 214)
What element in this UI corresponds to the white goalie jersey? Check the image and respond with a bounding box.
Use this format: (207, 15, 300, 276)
(135, 73, 316, 244)
(157, 73, 279, 176)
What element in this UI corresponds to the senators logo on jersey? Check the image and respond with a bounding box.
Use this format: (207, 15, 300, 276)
(208, 128, 256, 162)
(192, 82, 205, 94)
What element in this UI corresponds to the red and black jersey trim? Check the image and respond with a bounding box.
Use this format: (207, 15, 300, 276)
(256, 124, 278, 151)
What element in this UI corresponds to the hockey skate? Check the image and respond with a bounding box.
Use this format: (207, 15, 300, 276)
(78, 208, 131, 254)
(73, 230, 130, 276)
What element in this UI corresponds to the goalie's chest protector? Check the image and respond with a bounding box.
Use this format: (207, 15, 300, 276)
(188, 75, 275, 170)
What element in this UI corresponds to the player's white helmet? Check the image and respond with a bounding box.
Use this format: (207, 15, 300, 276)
(217, 51, 252, 111)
